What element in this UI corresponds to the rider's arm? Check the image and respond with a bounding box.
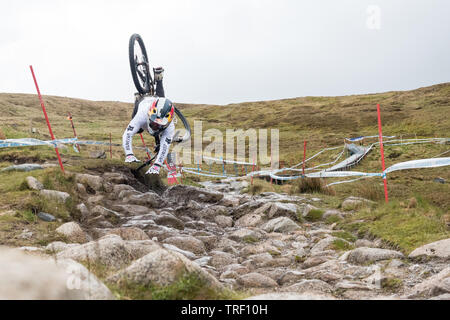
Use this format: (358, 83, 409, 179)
(122, 112, 146, 156)
(154, 122, 175, 166)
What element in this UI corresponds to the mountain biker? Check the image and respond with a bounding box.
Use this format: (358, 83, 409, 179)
(122, 67, 174, 175)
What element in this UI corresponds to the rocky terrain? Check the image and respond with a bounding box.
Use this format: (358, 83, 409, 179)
(1, 167, 449, 300)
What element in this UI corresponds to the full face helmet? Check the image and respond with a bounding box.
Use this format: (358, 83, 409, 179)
(147, 98, 175, 132)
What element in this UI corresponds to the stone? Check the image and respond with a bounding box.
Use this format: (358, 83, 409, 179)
(433, 177, 445, 184)
(237, 272, 278, 288)
(113, 184, 136, 197)
(0, 210, 17, 217)
(125, 192, 164, 208)
(302, 256, 329, 269)
(55, 259, 115, 299)
(40, 189, 70, 203)
(89, 150, 106, 159)
(76, 203, 90, 221)
(1, 164, 43, 172)
(236, 213, 264, 228)
(240, 242, 280, 257)
(355, 239, 377, 248)
(214, 215, 233, 228)
(245, 292, 335, 300)
(108, 249, 222, 288)
(220, 196, 240, 208)
(342, 196, 375, 211)
(154, 213, 185, 230)
(245, 252, 274, 267)
(25, 176, 44, 190)
(103, 172, 129, 185)
(162, 244, 197, 259)
(346, 247, 404, 264)
(284, 279, 333, 294)
(409, 238, 450, 260)
(37, 212, 56, 222)
(278, 270, 306, 285)
(101, 227, 150, 241)
(408, 267, 450, 298)
(56, 222, 88, 243)
(310, 237, 340, 254)
(75, 174, 104, 191)
(209, 251, 238, 269)
(229, 228, 265, 243)
(302, 204, 318, 217)
(262, 217, 300, 233)
(267, 202, 299, 220)
(335, 280, 377, 291)
(56, 235, 160, 270)
(322, 209, 345, 220)
(46, 241, 80, 253)
(87, 195, 104, 206)
(0, 248, 83, 299)
(163, 236, 206, 255)
(163, 185, 224, 204)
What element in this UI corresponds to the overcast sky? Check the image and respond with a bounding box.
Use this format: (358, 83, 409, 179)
(1, 0, 449, 105)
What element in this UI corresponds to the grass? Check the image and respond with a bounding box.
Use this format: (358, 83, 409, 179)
(338, 198, 449, 254)
(305, 209, 324, 222)
(329, 239, 355, 251)
(333, 231, 357, 242)
(291, 177, 335, 196)
(107, 272, 246, 300)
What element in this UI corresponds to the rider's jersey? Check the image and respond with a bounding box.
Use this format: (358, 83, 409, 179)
(122, 96, 175, 166)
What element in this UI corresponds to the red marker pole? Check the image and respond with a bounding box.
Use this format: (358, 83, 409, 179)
(377, 104, 389, 203)
(109, 133, 112, 159)
(302, 140, 307, 176)
(30, 66, 65, 173)
(67, 112, 80, 152)
(139, 133, 151, 159)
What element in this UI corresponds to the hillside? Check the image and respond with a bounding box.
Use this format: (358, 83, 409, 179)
(0, 84, 449, 300)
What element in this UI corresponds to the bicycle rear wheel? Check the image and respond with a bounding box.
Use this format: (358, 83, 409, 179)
(129, 34, 153, 95)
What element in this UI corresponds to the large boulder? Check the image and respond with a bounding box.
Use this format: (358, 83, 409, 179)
(408, 267, 450, 298)
(25, 176, 44, 191)
(56, 222, 88, 244)
(163, 185, 223, 204)
(408, 239, 450, 260)
(267, 202, 299, 220)
(75, 174, 104, 192)
(108, 249, 222, 288)
(124, 192, 164, 208)
(56, 235, 160, 270)
(346, 247, 404, 264)
(94, 227, 150, 241)
(0, 248, 111, 299)
(236, 213, 264, 228)
(163, 236, 206, 255)
(262, 217, 301, 234)
(40, 189, 71, 203)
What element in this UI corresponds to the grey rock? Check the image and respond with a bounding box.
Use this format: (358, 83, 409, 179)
(229, 228, 265, 243)
(409, 238, 450, 260)
(40, 189, 70, 203)
(408, 267, 450, 298)
(284, 279, 333, 294)
(262, 217, 300, 233)
(125, 192, 164, 208)
(347, 247, 404, 264)
(25, 176, 44, 190)
(342, 196, 375, 211)
(236, 213, 264, 228)
(163, 236, 206, 255)
(1, 164, 43, 172)
(154, 213, 185, 230)
(0, 248, 83, 299)
(108, 249, 222, 288)
(89, 150, 106, 159)
(245, 292, 335, 300)
(355, 239, 377, 248)
(75, 174, 104, 191)
(433, 177, 445, 184)
(162, 243, 197, 259)
(214, 215, 233, 228)
(55, 222, 88, 243)
(237, 272, 278, 288)
(278, 270, 306, 285)
(163, 185, 224, 204)
(267, 202, 299, 220)
(37, 212, 56, 222)
(209, 251, 238, 269)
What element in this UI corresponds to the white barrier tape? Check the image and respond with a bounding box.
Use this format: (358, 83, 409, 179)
(202, 155, 255, 166)
(0, 138, 77, 148)
(182, 168, 231, 178)
(385, 157, 450, 174)
(326, 176, 372, 187)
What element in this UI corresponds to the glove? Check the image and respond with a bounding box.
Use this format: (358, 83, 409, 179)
(146, 163, 161, 175)
(153, 67, 164, 81)
(125, 154, 141, 163)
